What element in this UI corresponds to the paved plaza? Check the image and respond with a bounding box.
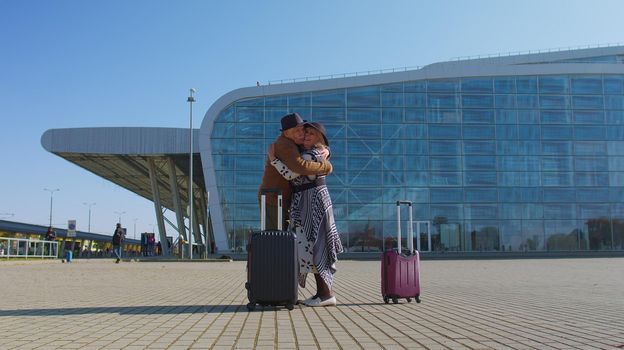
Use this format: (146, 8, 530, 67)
(1, 258, 623, 350)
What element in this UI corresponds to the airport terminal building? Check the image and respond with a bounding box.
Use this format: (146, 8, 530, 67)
(43, 46, 624, 255)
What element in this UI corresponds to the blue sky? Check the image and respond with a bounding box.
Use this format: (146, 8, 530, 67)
(1, 0, 622, 237)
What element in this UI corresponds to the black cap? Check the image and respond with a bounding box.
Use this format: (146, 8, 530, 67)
(304, 122, 329, 146)
(280, 113, 306, 131)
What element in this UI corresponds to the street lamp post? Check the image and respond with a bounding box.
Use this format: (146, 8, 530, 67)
(114, 211, 126, 225)
(133, 218, 138, 240)
(82, 202, 96, 232)
(43, 188, 60, 227)
(188, 88, 196, 260)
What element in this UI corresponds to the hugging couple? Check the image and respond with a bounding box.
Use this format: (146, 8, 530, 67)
(258, 112, 343, 307)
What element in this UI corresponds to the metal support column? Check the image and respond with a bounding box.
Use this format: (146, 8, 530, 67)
(193, 201, 202, 257)
(200, 190, 212, 257)
(148, 158, 169, 256)
(167, 157, 187, 257)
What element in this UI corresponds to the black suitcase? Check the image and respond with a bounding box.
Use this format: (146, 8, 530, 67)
(245, 189, 298, 311)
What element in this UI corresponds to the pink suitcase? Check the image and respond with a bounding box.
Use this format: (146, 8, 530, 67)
(381, 200, 421, 304)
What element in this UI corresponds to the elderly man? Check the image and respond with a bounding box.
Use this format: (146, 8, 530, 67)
(258, 113, 332, 230)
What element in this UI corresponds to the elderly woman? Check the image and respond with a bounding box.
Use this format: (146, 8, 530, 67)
(269, 122, 343, 307)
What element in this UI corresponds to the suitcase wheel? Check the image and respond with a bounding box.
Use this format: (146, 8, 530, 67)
(406, 297, 412, 303)
(286, 304, 294, 311)
(246, 303, 256, 311)
(392, 297, 398, 304)
(383, 296, 389, 304)
(415, 295, 421, 303)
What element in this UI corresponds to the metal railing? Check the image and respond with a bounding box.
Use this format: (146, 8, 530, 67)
(267, 65, 423, 85)
(0, 237, 59, 259)
(450, 42, 624, 61)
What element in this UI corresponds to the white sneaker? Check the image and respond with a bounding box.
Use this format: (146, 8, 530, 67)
(306, 296, 337, 307)
(301, 296, 318, 305)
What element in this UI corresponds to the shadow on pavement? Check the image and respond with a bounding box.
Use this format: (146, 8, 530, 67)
(0, 304, 244, 316)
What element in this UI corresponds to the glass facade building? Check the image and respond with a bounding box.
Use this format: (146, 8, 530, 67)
(203, 47, 624, 253)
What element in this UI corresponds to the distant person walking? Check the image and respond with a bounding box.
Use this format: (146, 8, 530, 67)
(112, 223, 124, 263)
(45, 226, 57, 257)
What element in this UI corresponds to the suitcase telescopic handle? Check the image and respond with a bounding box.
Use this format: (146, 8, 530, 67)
(260, 188, 283, 231)
(395, 200, 414, 254)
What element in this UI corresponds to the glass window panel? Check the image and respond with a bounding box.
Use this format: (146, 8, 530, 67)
(348, 156, 380, 172)
(574, 157, 608, 171)
(311, 107, 345, 123)
(329, 156, 346, 171)
(405, 188, 429, 203)
(496, 125, 518, 140)
(212, 154, 235, 170)
(236, 97, 264, 107)
(326, 172, 346, 187)
(604, 76, 624, 94)
(574, 126, 606, 140)
(500, 220, 526, 251)
(404, 124, 427, 139)
(381, 156, 403, 170)
(265, 95, 287, 106)
(288, 107, 311, 120)
(236, 107, 264, 122)
(572, 96, 604, 109)
(465, 221, 500, 251)
(382, 124, 405, 139)
(312, 89, 345, 107)
(496, 109, 517, 124)
(381, 93, 403, 107)
(516, 94, 539, 108)
(607, 126, 624, 140)
(571, 76, 603, 94)
(405, 172, 429, 186)
(348, 108, 381, 123)
(494, 77, 516, 93)
(497, 141, 520, 155)
(404, 140, 428, 154)
(430, 156, 461, 171)
(539, 76, 569, 94)
(575, 173, 609, 186)
(543, 188, 576, 202)
(404, 93, 426, 107)
(431, 204, 463, 219)
(382, 108, 403, 123)
(465, 204, 498, 219)
(381, 140, 403, 154)
(518, 141, 542, 155)
(544, 220, 579, 251)
(348, 204, 383, 220)
(288, 93, 310, 106)
(518, 125, 540, 140)
(236, 139, 265, 154)
(211, 139, 236, 154)
(349, 188, 383, 204)
(464, 172, 497, 186)
(405, 109, 426, 123)
(542, 172, 573, 186)
(381, 188, 405, 203)
(383, 171, 404, 186)
(348, 124, 381, 138)
(540, 95, 570, 109)
(216, 106, 235, 122)
(542, 125, 573, 140)
(463, 109, 494, 123)
(431, 188, 463, 202)
(541, 110, 572, 124)
(465, 188, 498, 202)
(380, 83, 403, 92)
(500, 204, 523, 219)
(236, 171, 263, 186)
(498, 172, 540, 186)
(235, 188, 259, 203)
(430, 172, 462, 186)
(428, 94, 459, 108)
(499, 187, 542, 202)
(348, 139, 381, 154)
(495, 95, 516, 109)
(518, 110, 540, 123)
(577, 188, 609, 202)
(428, 79, 459, 93)
(607, 141, 624, 155)
(544, 204, 576, 219)
(463, 141, 496, 155)
(236, 124, 264, 138)
(573, 110, 604, 124)
(542, 157, 573, 171)
(516, 76, 538, 93)
(404, 80, 427, 92)
(605, 95, 624, 110)
(325, 124, 346, 139)
(462, 78, 493, 93)
(427, 109, 460, 123)
(523, 205, 544, 220)
(610, 173, 624, 186)
(266, 108, 288, 122)
(609, 157, 624, 171)
(462, 95, 494, 108)
(236, 156, 264, 171)
(542, 141, 572, 155)
(429, 125, 461, 139)
(404, 156, 429, 170)
(347, 86, 380, 107)
(464, 156, 497, 170)
(212, 123, 235, 138)
(430, 140, 461, 155)
(463, 125, 495, 139)
(349, 171, 382, 186)
(578, 204, 610, 220)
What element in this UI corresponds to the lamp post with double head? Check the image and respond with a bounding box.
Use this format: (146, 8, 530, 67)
(188, 88, 196, 260)
(44, 188, 60, 227)
(82, 202, 96, 232)
(114, 211, 126, 225)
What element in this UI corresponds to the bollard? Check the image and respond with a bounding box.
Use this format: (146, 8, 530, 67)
(66, 250, 73, 263)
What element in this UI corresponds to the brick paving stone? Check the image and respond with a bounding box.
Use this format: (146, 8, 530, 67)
(1, 258, 624, 349)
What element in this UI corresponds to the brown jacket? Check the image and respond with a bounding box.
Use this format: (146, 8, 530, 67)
(258, 134, 332, 211)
